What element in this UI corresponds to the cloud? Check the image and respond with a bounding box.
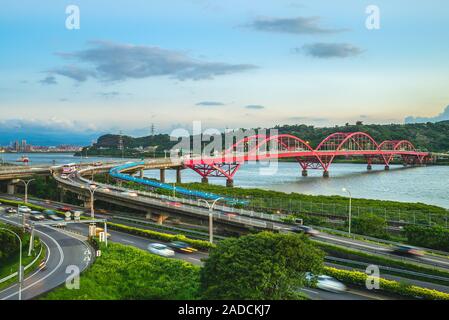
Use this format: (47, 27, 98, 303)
(38, 75, 58, 85)
(49, 65, 95, 82)
(299, 43, 363, 58)
(405, 105, 449, 124)
(287, 116, 329, 122)
(196, 101, 225, 106)
(248, 17, 346, 35)
(245, 105, 265, 110)
(49, 41, 257, 83)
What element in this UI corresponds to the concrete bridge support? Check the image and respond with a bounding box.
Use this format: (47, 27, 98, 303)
(6, 182, 15, 195)
(384, 165, 390, 171)
(60, 188, 66, 203)
(367, 164, 372, 170)
(160, 168, 166, 183)
(139, 169, 144, 179)
(226, 179, 234, 188)
(323, 171, 330, 178)
(201, 177, 209, 184)
(176, 167, 182, 184)
(301, 169, 308, 177)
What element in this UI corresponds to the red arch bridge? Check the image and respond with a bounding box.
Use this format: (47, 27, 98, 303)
(182, 131, 431, 187)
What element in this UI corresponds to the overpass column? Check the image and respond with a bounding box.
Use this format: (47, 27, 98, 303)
(322, 170, 330, 178)
(160, 168, 166, 183)
(226, 179, 234, 188)
(60, 188, 66, 203)
(176, 167, 182, 184)
(6, 182, 15, 195)
(139, 169, 144, 178)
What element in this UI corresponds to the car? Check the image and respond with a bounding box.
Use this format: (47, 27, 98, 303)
(48, 214, 63, 221)
(60, 174, 69, 179)
(290, 225, 320, 237)
(305, 273, 347, 293)
(18, 205, 32, 213)
(167, 201, 182, 208)
(29, 213, 45, 221)
(5, 207, 17, 214)
(43, 209, 57, 215)
(169, 241, 198, 253)
(59, 206, 73, 212)
(93, 161, 103, 166)
(147, 243, 175, 257)
(96, 209, 108, 214)
(121, 191, 138, 197)
(392, 245, 425, 257)
(223, 212, 237, 218)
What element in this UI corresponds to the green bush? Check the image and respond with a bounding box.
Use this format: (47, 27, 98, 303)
(350, 214, 389, 239)
(324, 267, 449, 300)
(107, 222, 214, 251)
(42, 242, 201, 300)
(404, 225, 449, 251)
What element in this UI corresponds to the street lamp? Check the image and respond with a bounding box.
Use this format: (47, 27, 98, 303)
(18, 179, 35, 204)
(198, 197, 223, 243)
(342, 187, 352, 236)
(0, 228, 23, 300)
(81, 184, 110, 219)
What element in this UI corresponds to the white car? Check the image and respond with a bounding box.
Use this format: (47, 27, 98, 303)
(121, 191, 138, 197)
(60, 174, 69, 179)
(305, 273, 347, 293)
(18, 205, 32, 213)
(147, 243, 175, 257)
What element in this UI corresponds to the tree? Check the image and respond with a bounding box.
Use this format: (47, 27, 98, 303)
(199, 232, 324, 300)
(351, 214, 388, 238)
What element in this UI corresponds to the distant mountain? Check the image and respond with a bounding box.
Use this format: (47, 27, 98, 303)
(88, 120, 449, 154)
(405, 105, 449, 124)
(0, 119, 101, 146)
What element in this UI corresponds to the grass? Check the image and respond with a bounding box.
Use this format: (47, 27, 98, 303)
(41, 242, 201, 300)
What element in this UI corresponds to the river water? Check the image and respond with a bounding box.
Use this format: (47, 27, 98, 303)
(2, 153, 448, 209)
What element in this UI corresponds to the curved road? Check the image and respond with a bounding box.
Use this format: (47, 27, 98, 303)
(0, 212, 92, 300)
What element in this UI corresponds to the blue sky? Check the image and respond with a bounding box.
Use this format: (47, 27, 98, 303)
(1, 0, 449, 143)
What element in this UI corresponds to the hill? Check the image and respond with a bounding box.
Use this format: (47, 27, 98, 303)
(79, 120, 449, 157)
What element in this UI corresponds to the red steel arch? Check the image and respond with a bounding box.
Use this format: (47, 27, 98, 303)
(183, 131, 429, 183)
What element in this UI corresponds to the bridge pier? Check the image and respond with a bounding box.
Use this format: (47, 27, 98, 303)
(59, 188, 66, 203)
(367, 164, 372, 170)
(139, 169, 144, 178)
(176, 167, 182, 184)
(322, 171, 330, 178)
(160, 168, 166, 183)
(201, 177, 209, 184)
(6, 182, 15, 195)
(301, 169, 308, 177)
(226, 179, 234, 188)
(384, 165, 390, 171)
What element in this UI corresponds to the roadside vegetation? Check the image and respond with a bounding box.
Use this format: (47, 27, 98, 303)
(200, 232, 324, 300)
(42, 242, 201, 300)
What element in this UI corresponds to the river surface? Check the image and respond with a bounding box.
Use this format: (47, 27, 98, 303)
(2, 153, 448, 209)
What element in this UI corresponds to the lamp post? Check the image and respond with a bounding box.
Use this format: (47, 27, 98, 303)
(18, 179, 35, 204)
(81, 184, 109, 219)
(342, 187, 352, 236)
(199, 197, 223, 243)
(0, 228, 23, 300)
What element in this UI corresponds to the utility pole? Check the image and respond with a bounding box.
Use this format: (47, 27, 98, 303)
(118, 131, 124, 159)
(342, 188, 352, 236)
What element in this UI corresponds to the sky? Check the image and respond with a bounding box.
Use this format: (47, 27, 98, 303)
(1, 0, 449, 144)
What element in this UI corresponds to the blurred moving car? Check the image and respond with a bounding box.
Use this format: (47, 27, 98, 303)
(18, 205, 32, 213)
(167, 201, 182, 207)
(121, 191, 138, 197)
(392, 245, 425, 257)
(147, 243, 175, 257)
(30, 211, 45, 221)
(305, 273, 347, 293)
(60, 174, 69, 179)
(43, 209, 57, 215)
(169, 241, 198, 253)
(5, 207, 18, 214)
(290, 225, 320, 236)
(223, 212, 237, 218)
